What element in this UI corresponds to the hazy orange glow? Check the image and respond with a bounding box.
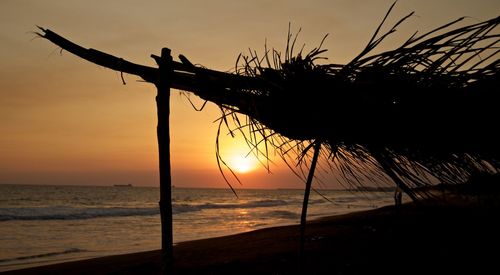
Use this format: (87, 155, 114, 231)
(0, 0, 498, 188)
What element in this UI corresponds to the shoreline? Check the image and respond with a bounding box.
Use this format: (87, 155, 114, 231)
(4, 202, 499, 274)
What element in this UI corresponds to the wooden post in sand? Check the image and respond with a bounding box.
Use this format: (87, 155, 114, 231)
(153, 48, 174, 273)
(299, 141, 321, 268)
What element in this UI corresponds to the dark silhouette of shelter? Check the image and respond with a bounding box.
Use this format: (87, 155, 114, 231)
(36, 2, 499, 271)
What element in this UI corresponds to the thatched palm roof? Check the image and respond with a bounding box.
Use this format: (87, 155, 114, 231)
(210, 8, 499, 200)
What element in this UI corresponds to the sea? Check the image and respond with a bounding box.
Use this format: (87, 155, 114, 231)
(0, 184, 395, 272)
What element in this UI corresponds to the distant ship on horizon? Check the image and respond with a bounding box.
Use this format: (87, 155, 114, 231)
(113, 184, 133, 187)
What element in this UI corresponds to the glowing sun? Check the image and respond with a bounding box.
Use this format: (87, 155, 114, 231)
(228, 155, 258, 173)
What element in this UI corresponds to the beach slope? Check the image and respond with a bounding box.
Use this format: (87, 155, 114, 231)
(5, 202, 499, 275)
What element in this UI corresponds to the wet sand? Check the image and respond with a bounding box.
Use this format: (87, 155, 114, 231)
(5, 202, 499, 274)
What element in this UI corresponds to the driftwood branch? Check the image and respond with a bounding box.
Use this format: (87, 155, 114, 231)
(37, 26, 158, 83)
(36, 27, 266, 108)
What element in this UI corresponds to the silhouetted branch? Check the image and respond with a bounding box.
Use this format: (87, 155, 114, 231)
(37, 26, 157, 83)
(37, 26, 267, 102)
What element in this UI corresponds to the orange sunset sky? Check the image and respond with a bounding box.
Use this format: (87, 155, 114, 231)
(1, 0, 498, 189)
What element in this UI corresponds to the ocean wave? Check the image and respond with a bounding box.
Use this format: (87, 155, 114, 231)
(332, 197, 358, 203)
(0, 248, 87, 263)
(0, 199, 289, 221)
(266, 210, 300, 219)
(173, 199, 289, 214)
(0, 207, 160, 221)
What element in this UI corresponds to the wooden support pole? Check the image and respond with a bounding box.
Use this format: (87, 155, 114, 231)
(155, 48, 174, 273)
(373, 152, 419, 202)
(299, 141, 321, 269)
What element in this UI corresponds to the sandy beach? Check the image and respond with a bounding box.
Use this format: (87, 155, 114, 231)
(4, 201, 498, 275)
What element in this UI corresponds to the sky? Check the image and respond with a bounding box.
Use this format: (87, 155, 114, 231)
(0, 0, 498, 189)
